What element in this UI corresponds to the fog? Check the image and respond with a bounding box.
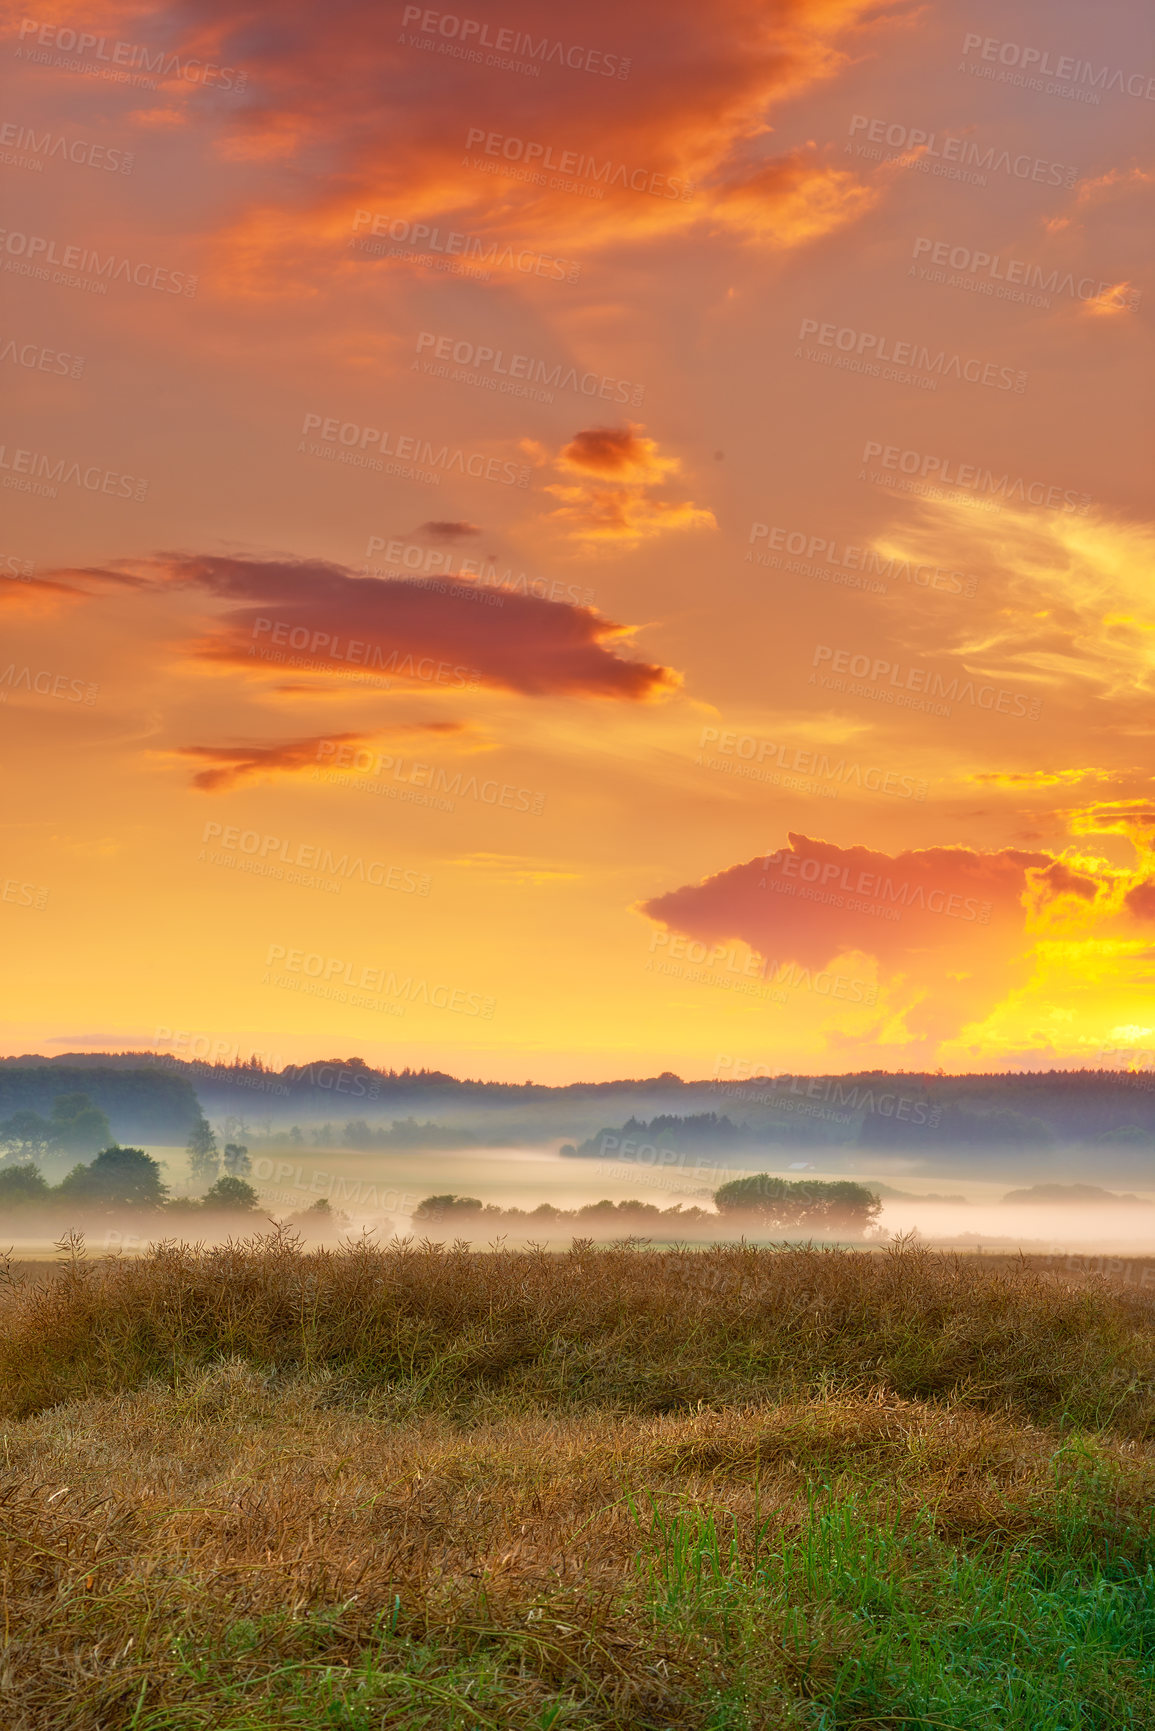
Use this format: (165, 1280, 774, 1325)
(5, 1141, 1154, 1263)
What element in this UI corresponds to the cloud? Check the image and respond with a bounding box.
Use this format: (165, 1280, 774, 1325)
(172, 732, 367, 791)
(968, 768, 1126, 790)
(1124, 882, 1155, 921)
(170, 723, 464, 791)
(640, 832, 1054, 1046)
(60, 552, 678, 701)
(0, 564, 147, 612)
(545, 485, 717, 544)
(707, 152, 879, 246)
(1067, 802, 1155, 856)
(178, 0, 906, 281)
(416, 521, 481, 541)
(1031, 861, 1098, 903)
(862, 499, 1155, 714)
(545, 425, 716, 545)
(557, 425, 678, 482)
(1081, 281, 1141, 318)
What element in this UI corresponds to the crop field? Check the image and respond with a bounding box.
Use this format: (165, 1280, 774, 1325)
(1, 1235, 1153, 1728)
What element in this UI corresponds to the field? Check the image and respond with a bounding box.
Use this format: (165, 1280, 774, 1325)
(1, 1234, 1153, 1729)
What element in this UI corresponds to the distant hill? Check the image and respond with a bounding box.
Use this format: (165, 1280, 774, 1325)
(5, 1056, 1155, 1179)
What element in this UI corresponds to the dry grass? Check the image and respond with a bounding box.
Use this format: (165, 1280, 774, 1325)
(1, 1233, 1152, 1434)
(1, 1238, 1153, 1728)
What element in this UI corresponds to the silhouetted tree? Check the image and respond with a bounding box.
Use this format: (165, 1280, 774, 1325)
(201, 1175, 260, 1211)
(713, 1175, 881, 1236)
(49, 1093, 112, 1157)
(56, 1146, 168, 1209)
(0, 1163, 51, 1205)
(221, 1142, 251, 1178)
(0, 1110, 55, 1163)
(186, 1117, 219, 1184)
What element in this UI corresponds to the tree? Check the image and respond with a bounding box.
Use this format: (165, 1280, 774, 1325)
(186, 1117, 219, 1184)
(0, 1163, 51, 1205)
(201, 1175, 260, 1212)
(413, 1194, 484, 1223)
(221, 1142, 251, 1178)
(56, 1146, 168, 1209)
(0, 1110, 55, 1164)
(713, 1175, 881, 1237)
(0, 1096, 112, 1167)
(49, 1093, 112, 1158)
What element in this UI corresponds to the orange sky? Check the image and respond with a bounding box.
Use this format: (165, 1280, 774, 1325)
(2, 0, 1153, 1080)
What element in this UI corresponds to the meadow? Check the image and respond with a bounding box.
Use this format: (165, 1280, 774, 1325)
(1, 1232, 1153, 1728)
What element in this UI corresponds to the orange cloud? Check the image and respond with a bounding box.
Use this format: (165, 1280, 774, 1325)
(169, 725, 462, 791)
(708, 152, 878, 246)
(545, 425, 716, 545)
(557, 425, 679, 482)
(181, 0, 908, 283)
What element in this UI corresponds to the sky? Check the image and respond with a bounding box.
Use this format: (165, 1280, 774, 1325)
(1, 0, 1153, 1082)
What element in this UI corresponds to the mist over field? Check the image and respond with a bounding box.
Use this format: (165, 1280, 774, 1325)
(4, 1056, 1153, 1264)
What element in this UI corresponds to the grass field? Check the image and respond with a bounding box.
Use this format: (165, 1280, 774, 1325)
(1, 1233, 1153, 1728)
